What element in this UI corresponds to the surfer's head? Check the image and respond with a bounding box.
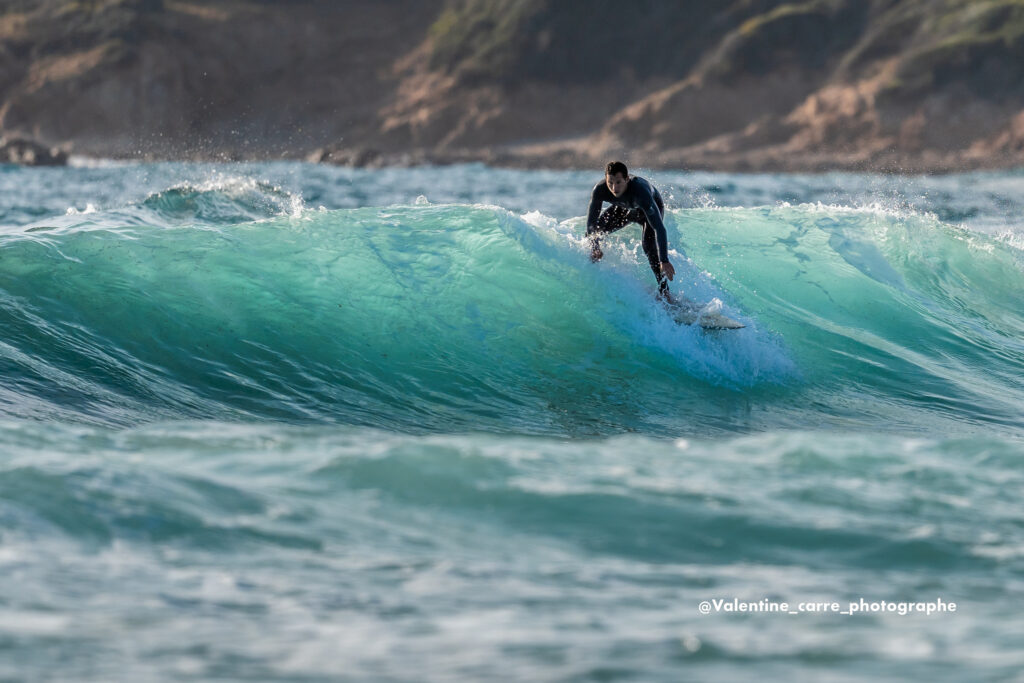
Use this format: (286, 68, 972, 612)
(605, 161, 629, 197)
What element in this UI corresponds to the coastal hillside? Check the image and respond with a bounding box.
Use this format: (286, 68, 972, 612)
(0, 0, 445, 159)
(2, 0, 1024, 171)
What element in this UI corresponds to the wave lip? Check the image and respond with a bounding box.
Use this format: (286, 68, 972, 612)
(140, 178, 305, 225)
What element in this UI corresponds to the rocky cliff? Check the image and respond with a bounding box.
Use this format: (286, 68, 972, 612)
(3, 0, 1024, 171)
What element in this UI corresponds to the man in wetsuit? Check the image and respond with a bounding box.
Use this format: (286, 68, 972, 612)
(587, 161, 676, 302)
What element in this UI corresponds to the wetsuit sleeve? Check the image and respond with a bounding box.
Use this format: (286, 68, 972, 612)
(639, 186, 670, 263)
(585, 182, 604, 237)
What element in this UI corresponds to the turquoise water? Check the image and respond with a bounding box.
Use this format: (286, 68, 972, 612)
(1, 162, 1022, 681)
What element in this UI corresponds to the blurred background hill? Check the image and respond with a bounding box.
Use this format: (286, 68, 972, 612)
(3, 0, 1024, 171)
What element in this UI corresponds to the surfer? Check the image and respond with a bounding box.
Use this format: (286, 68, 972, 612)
(587, 161, 676, 302)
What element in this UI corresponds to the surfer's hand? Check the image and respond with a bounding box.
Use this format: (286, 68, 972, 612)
(591, 246, 603, 262)
(660, 261, 675, 280)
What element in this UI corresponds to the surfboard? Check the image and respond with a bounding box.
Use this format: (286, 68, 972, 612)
(667, 298, 745, 330)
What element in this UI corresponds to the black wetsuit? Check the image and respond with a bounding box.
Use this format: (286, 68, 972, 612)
(586, 176, 670, 294)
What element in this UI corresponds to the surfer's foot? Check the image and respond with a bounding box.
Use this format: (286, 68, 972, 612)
(656, 290, 676, 306)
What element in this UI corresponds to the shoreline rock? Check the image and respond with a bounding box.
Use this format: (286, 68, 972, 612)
(303, 143, 1023, 176)
(51, 142, 1022, 175)
(0, 137, 68, 166)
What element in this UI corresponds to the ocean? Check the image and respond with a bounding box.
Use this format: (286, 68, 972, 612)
(1, 161, 1022, 681)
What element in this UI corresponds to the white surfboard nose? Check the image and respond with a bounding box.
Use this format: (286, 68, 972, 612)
(669, 299, 745, 330)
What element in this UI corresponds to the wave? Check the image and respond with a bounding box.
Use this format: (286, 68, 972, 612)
(2, 420, 1018, 566)
(676, 202, 1024, 431)
(139, 178, 305, 224)
(1, 187, 1021, 436)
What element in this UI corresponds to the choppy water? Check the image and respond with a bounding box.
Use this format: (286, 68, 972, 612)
(1, 161, 1022, 681)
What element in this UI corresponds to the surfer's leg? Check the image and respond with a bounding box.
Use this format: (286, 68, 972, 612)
(641, 221, 671, 299)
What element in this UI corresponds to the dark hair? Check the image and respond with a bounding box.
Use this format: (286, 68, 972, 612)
(605, 161, 628, 177)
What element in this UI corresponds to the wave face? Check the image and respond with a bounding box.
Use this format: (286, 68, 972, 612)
(2, 179, 1023, 437)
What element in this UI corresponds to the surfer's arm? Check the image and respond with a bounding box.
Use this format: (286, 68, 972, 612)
(639, 188, 674, 280)
(585, 184, 605, 260)
(641, 196, 670, 265)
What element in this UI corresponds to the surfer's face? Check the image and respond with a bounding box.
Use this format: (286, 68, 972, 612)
(606, 172, 628, 197)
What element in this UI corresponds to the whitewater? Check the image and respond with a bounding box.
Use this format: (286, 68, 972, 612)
(1, 161, 1022, 681)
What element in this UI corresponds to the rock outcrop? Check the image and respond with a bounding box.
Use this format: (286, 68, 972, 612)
(0, 136, 67, 165)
